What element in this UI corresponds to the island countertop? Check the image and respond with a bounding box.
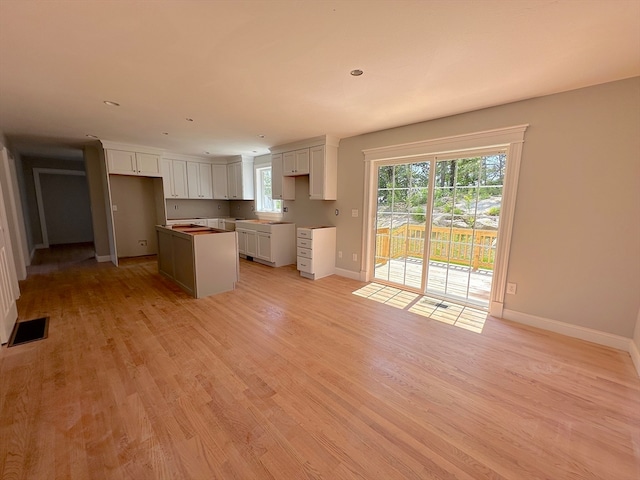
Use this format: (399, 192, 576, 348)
(156, 225, 239, 298)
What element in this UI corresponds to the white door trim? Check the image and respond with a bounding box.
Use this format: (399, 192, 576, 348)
(0, 179, 19, 344)
(33, 168, 87, 249)
(362, 125, 528, 317)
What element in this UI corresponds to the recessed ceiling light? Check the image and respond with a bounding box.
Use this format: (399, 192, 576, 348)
(252, 150, 258, 153)
(258, 134, 265, 138)
(350, 69, 364, 76)
(186, 118, 194, 122)
(85, 134, 99, 139)
(204, 151, 210, 155)
(162, 132, 169, 135)
(103, 100, 120, 106)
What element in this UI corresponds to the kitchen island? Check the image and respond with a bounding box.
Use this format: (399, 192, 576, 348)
(156, 224, 239, 298)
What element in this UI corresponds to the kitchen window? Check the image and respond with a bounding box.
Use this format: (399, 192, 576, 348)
(255, 165, 282, 214)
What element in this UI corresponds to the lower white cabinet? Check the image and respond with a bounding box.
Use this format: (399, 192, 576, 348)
(256, 232, 272, 261)
(236, 221, 296, 267)
(296, 226, 336, 280)
(237, 228, 257, 257)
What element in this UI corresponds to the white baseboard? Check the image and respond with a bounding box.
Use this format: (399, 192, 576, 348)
(630, 341, 640, 378)
(95, 254, 111, 263)
(335, 267, 366, 281)
(503, 308, 634, 355)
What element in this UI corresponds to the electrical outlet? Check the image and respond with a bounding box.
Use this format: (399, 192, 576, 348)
(352, 209, 358, 217)
(138, 240, 148, 247)
(338, 251, 342, 259)
(112, 205, 118, 212)
(283, 207, 288, 212)
(217, 204, 221, 210)
(506, 282, 517, 295)
(352, 253, 357, 262)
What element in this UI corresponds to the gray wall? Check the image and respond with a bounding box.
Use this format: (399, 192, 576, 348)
(311, 77, 638, 338)
(39, 172, 93, 244)
(20, 156, 88, 248)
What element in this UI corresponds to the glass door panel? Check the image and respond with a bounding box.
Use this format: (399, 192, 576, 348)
(426, 154, 505, 306)
(374, 161, 430, 290)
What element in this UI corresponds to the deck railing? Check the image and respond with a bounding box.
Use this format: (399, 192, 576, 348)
(375, 224, 498, 271)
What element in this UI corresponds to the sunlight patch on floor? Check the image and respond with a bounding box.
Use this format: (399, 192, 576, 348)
(353, 283, 487, 333)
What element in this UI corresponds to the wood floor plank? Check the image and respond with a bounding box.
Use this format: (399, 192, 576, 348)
(1, 246, 639, 479)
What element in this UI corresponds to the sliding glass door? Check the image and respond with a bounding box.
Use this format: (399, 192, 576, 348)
(373, 153, 506, 307)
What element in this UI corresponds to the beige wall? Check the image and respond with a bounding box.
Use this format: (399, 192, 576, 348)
(166, 198, 232, 220)
(109, 175, 163, 258)
(288, 77, 640, 338)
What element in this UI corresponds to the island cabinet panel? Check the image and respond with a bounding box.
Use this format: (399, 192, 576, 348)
(156, 225, 239, 298)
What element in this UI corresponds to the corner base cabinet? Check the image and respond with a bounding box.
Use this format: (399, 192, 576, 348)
(296, 226, 336, 280)
(156, 225, 239, 298)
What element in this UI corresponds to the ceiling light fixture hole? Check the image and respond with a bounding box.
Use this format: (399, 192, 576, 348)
(350, 69, 364, 76)
(103, 100, 120, 106)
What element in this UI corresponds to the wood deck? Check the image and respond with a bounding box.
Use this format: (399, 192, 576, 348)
(375, 258, 493, 305)
(1, 248, 639, 479)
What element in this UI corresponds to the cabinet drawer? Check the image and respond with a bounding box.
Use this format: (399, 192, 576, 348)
(297, 247, 312, 259)
(297, 228, 312, 239)
(296, 238, 312, 248)
(297, 257, 313, 273)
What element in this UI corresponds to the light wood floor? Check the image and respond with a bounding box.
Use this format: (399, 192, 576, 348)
(1, 249, 639, 479)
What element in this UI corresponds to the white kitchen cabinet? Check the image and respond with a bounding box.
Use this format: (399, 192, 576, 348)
(309, 145, 338, 200)
(187, 161, 213, 199)
(237, 228, 257, 256)
(256, 231, 272, 262)
(283, 148, 309, 176)
(162, 158, 188, 199)
(296, 226, 336, 280)
(271, 153, 295, 200)
(227, 157, 254, 200)
(236, 221, 296, 267)
(212, 164, 229, 199)
(107, 149, 162, 177)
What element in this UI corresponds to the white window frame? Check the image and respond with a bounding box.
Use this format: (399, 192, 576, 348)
(362, 125, 528, 318)
(254, 163, 282, 220)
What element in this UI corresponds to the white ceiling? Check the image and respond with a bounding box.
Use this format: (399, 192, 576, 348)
(0, 0, 638, 159)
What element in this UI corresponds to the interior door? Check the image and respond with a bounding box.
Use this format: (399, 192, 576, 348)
(0, 181, 19, 343)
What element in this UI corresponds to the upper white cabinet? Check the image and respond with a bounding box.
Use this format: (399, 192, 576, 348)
(187, 161, 213, 199)
(283, 148, 309, 176)
(270, 135, 339, 201)
(227, 156, 254, 200)
(107, 149, 162, 177)
(212, 164, 229, 199)
(309, 145, 337, 200)
(271, 153, 295, 200)
(162, 158, 188, 199)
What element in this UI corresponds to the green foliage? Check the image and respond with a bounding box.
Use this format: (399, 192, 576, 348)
(487, 206, 500, 216)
